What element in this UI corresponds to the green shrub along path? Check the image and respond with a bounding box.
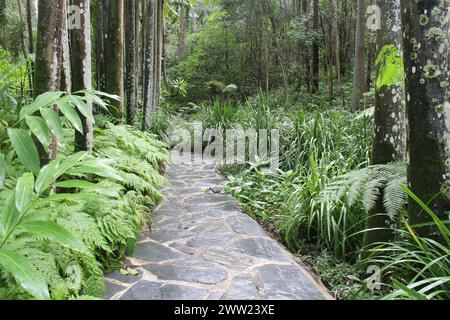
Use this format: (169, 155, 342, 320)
(105, 151, 331, 300)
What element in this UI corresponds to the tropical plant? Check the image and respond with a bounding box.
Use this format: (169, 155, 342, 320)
(369, 186, 450, 300)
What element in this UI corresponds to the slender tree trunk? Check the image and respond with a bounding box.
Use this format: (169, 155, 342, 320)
(363, 0, 406, 248)
(26, 0, 34, 54)
(351, 0, 366, 111)
(104, 0, 125, 121)
(70, 0, 93, 152)
(143, 0, 155, 129)
(125, 0, 137, 125)
(177, 5, 187, 61)
(153, 0, 163, 110)
(312, 0, 319, 92)
(34, 0, 67, 162)
(332, 0, 343, 102)
(401, 0, 450, 237)
(95, 0, 107, 93)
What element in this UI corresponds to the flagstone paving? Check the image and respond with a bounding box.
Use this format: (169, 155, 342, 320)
(105, 152, 331, 300)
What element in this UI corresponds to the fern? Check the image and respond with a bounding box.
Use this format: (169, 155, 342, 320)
(319, 162, 407, 218)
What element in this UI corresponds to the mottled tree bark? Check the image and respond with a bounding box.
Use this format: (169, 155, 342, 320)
(70, 0, 93, 152)
(143, 0, 155, 129)
(153, 0, 163, 110)
(125, 0, 137, 125)
(364, 0, 406, 248)
(351, 0, 366, 111)
(401, 0, 450, 236)
(34, 0, 67, 162)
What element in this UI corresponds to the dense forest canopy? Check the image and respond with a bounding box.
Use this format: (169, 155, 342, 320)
(0, 0, 448, 301)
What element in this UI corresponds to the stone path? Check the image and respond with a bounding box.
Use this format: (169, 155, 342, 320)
(105, 152, 331, 300)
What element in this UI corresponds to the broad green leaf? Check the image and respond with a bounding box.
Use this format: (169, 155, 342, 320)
(42, 192, 99, 203)
(55, 180, 100, 189)
(7, 128, 40, 175)
(55, 180, 120, 197)
(59, 101, 83, 133)
(1, 192, 18, 237)
(55, 152, 87, 177)
(65, 95, 95, 124)
(15, 173, 35, 214)
(35, 160, 60, 194)
(0, 153, 5, 189)
(0, 249, 50, 300)
(375, 45, 405, 90)
(20, 91, 64, 119)
(19, 221, 86, 253)
(25, 116, 50, 151)
(40, 108, 64, 141)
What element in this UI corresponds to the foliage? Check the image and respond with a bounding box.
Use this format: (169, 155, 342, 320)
(375, 45, 405, 90)
(0, 87, 169, 299)
(368, 187, 450, 300)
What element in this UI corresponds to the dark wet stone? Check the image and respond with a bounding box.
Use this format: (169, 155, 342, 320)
(105, 271, 142, 284)
(120, 281, 208, 300)
(227, 215, 268, 237)
(104, 281, 127, 299)
(214, 201, 242, 212)
(225, 274, 261, 300)
(148, 229, 192, 243)
(203, 249, 254, 271)
(255, 265, 326, 300)
(133, 241, 184, 262)
(229, 238, 293, 263)
(156, 202, 186, 217)
(206, 209, 237, 218)
(187, 222, 236, 248)
(185, 203, 212, 213)
(143, 261, 228, 285)
(169, 242, 197, 255)
(152, 217, 179, 231)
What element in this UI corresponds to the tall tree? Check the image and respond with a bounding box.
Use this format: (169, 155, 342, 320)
(351, 0, 366, 111)
(125, 0, 137, 125)
(401, 0, 450, 236)
(95, 0, 107, 93)
(26, 0, 34, 56)
(70, 0, 93, 152)
(364, 0, 406, 248)
(312, 0, 319, 92)
(153, 0, 164, 110)
(104, 0, 125, 121)
(177, 4, 187, 61)
(34, 0, 68, 161)
(143, 0, 155, 129)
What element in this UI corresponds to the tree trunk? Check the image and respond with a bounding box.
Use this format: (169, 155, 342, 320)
(154, 0, 163, 109)
(331, 0, 343, 102)
(70, 0, 93, 152)
(125, 0, 137, 125)
(177, 5, 187, 61)
(401, 0, 450, 237)
(312, 0, 319, 92)
(104, 0, 125, 121)
(26, 0, 34, 55)
(95, 0, 107, 93)
(363, 0, 406, 248)
(34, 0, 67, 162)
(143, 0, 155, 129)
(351, 0, 366, 111)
